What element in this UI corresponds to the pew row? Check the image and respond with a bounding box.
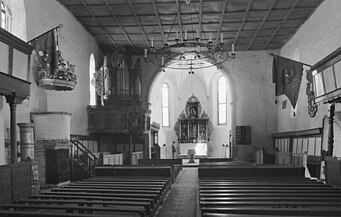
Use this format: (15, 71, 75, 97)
(138, 159, 183, 178)
(199, 165, 341, 216)
(1, 166, 172, 217)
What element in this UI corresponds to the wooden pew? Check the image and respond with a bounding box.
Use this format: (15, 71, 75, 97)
(41, 190, 160, 201)
(199, 165, 305, 178)
(200, 206, 341, 216)
(94, 166, 174, 183)
(202, 213, 336, 217)
(17, 198, 152, 216)
(0, 211, 125, 217)
(198, 165, 341, 217)
(138, 159, 183, 178)
(1, 166, 172, 217)
(2, 204, 145, 216)
(30, 194, 156, 215)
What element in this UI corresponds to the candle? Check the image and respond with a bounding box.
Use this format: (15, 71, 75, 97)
(220, 33, 223, 44)
(196, 29, 199, 38)
(209, 33, 212, 42)
(165, 36, 168, 44)
(176, 29, 179, 40)
(161, 57, 164, 65)
(144, 49, 147, 58)
(184, 29, 187, 40)
(232, 44, 235, 53)
(151, 37, 154, 47)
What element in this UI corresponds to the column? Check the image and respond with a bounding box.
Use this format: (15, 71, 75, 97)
(6, 94, 17, 164)
(17, 123, 35, 161)
(327, 103, 335, 156)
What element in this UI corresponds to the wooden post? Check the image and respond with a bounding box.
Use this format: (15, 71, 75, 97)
(5, 94, 17, 164)
(327, 103, 335, 156)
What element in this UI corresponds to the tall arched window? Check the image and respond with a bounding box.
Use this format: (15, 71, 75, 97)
(1, 1, 11, 32)
(161, 83, 169, 127)
(218, 76, 227, 124)
(89, 54, 96, 105)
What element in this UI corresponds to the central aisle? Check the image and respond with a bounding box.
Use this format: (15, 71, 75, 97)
(156, 167, 200, 217)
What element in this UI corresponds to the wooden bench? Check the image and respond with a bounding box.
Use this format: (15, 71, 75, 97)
(2, 204, 145, 216)
(201, 206, 341, 216)
(94, 166, 172, 179)
(199, 166, 305, 178)
(200, 196, 341, 202)
(138, 159, 183, 178)
(198, 165, 341, 217)
(202, 213, 336, 217)
(41, 190, 160, 202)
(0, 211, 126, 217)
(1, 167, 172, 217)
(17, 198, 152, 216)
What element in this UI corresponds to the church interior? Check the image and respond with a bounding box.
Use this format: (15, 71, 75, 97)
(1, 0, 341, 216)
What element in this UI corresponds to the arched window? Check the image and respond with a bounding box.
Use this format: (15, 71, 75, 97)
(161, 83, 169, 127)
(89, 54, 96, 105)
(1, 1, 11, 32)
(218, 76, 227, 124)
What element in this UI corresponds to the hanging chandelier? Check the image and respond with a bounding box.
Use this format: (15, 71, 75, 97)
(144, 0, 235, 73)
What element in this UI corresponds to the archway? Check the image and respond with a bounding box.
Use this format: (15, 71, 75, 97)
(147, 61, 235, 159)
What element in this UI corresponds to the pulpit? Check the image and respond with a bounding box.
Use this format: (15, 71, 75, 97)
(174, 95, 213, 158)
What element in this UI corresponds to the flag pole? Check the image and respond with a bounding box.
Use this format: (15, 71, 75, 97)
(268, 52, 313, 67)
(27, 24, 63, 43)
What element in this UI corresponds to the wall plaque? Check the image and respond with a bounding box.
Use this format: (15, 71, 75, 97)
(236, 126, 251, 145)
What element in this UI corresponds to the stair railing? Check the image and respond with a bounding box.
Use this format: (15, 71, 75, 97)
(70, 139, 99, 176)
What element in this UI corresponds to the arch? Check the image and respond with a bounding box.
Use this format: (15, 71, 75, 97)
(146, 59, 238, 158)
(89, 53, 96, 106)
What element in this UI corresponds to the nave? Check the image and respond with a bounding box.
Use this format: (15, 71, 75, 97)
(1, 159, 341, 217)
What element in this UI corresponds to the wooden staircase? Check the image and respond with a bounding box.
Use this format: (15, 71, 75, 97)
(70, 139, 99, 181)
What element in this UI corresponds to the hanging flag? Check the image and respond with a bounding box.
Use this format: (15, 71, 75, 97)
(272, 55, 303, 108)
(30, 29, 58, 79)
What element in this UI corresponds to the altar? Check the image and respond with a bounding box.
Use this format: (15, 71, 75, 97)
(174, 95, 213, 158)
(179, 143, 208, 156)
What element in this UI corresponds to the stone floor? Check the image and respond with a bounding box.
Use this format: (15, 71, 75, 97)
(156, 167, 200, 217)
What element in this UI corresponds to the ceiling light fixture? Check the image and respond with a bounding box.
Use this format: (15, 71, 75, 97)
(144, 0, 235, 72)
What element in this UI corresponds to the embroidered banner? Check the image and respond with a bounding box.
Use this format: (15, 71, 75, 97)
(272, 55, 303, 108)
(31, 30, 58, 79)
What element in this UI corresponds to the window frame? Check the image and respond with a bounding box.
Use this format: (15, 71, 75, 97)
(0, 1, 11, 32)
(217, 76, 227, 125)
(161, 83, 170, 127)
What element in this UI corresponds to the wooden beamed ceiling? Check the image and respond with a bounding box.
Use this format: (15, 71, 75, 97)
(58, 0, 324, 54)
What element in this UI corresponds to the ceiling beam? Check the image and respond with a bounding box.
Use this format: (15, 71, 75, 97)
(71, 6, 318, 19)
(175, 0, 183, 42)
(151, 0, 166, 44)
(78, 0, 118, 48)
(84, 19, 303, 28)
(103, 0, 137, 53)
(246, 0, 276, 50)
(233, 0, 253, 46)
(215, 0, 228, 46)
(126, 0, 150, 47)
(199, 0, 203, 37)
(263, 0, 299, 50)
